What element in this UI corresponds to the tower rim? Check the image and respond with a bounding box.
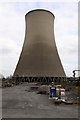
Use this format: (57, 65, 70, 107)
(25, 9, 55, 18)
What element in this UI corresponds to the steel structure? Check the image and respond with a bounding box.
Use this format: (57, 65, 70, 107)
(73, 70, 80, 79)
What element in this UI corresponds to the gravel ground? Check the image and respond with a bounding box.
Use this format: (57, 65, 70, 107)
(2, 83, 79, 118)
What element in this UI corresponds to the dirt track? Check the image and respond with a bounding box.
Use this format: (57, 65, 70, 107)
(2, 83, 79, 118)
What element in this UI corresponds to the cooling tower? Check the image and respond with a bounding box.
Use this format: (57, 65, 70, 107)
(14, 9, 66, 77)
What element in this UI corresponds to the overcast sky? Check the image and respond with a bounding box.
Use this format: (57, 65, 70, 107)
(0, 0, 79, 77)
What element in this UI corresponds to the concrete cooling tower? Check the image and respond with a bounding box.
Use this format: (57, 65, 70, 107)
(14, 9, 66, 77)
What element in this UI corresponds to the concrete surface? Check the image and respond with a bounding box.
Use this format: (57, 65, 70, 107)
(2, 83, 79, 118)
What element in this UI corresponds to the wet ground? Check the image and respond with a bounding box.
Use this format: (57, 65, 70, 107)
(2, 82, 79, 118)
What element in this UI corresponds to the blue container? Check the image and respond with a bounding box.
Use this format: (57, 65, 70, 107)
(50, 87, 56, 97)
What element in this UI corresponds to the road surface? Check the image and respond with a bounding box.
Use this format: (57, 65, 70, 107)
(2, 83, 79, 118)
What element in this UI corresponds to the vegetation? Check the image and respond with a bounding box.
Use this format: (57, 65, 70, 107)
(1, 76, 80, 92)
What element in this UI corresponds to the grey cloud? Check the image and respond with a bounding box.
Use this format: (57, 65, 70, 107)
(0, 48, 12, 55)
(0, 2, 78, 77)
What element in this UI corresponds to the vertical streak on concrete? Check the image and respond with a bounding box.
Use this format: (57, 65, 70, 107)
(78, 2, 80, 119)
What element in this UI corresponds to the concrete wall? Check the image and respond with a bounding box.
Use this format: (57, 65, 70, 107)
(14, 9, 66, 77)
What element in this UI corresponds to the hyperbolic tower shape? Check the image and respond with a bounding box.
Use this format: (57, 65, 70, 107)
(14, 9, 66, 77)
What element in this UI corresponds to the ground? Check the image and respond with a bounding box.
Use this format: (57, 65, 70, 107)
(2, 82, 79, 118)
